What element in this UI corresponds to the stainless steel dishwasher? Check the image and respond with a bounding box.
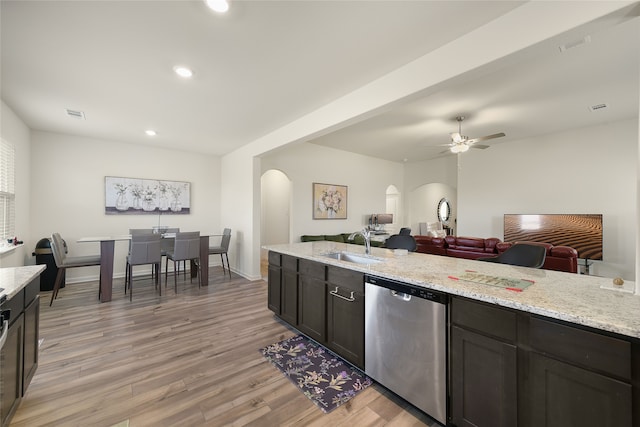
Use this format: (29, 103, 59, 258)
(365, 274, 447, 425)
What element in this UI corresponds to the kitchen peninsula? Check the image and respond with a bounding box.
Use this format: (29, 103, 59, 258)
(0, 265, 44, 427)
(265, 241, 640, 427)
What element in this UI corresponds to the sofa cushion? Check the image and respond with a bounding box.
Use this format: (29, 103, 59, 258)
(301, 235, 326, 242)
(445, 236, 498, 253)
(324, 234, 346, 243)
(415, 235, 447, 255)
(498, 241, 553, 254)
(550, 245, 578, 258)
(484, 238, 502, 253)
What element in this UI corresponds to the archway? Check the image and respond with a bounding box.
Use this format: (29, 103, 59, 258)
(260, 169, 291, 277)
(385, 185, 400, 234)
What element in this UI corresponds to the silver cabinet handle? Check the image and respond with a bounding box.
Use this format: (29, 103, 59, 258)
(0, 320, 8, 350)
(330, 286, 355, 302)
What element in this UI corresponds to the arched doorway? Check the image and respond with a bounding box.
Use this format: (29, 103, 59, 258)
(386, 185, 400, 234)
(260, 169, 291, 277)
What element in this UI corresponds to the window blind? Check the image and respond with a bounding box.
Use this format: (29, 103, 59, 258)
(0, 139, 16, 240)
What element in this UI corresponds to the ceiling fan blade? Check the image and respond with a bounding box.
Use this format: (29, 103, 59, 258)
(467, 132, 505, 144)
(470, 144, 490, 150)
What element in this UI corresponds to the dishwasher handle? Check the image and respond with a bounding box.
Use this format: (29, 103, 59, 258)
(330, 286, 356, 302)
(391, 290, 412, 301)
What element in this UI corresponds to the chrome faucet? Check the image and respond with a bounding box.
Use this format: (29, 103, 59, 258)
(349, 228, 372, 255)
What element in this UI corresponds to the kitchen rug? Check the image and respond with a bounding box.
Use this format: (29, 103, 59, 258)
(260, 334, 373, 413)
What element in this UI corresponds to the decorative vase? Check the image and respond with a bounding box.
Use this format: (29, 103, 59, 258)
(132, 197, 142, 210)
(170, 200, 182, 212)
(115, 194, 129, 211)
(159, 196, 169, 211)
(142, 200, 155, 211)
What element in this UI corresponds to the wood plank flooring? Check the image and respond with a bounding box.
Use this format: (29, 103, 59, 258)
(10, 267, 438, 426)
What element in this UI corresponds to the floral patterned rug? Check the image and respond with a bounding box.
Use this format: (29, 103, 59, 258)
(260, 334, 373, 413)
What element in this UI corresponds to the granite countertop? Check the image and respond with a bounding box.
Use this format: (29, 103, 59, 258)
(264, 241, 640, 339)
(0, 265, 46, 300)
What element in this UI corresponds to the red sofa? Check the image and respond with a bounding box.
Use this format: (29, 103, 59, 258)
(414, 235, 578, 273)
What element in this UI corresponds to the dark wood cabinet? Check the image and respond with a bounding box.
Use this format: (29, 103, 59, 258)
(23, 295, 40, 392)
(326, 266, 364, 369)
(1, 277, 40, 427)
(267, 252, 298, 325)
(297, 259, 326, 343)
(267, 251, 281, 314)
(451, 296, 637, 427)
(1, 313, 24, 427)
(524, 316, 633, 427)
(450, 297, 517, 427)
(266, 251, 364, 370)
(528, 352, 632, 427)
(280, 255, 298, 326)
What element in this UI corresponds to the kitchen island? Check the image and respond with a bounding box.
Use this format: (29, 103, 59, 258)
(0, 265, 44, 427)
(264, 241, 640, 427)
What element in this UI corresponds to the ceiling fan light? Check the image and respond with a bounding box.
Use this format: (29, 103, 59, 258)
(450, 144, 469, 154)
(206, 0, 229, 13)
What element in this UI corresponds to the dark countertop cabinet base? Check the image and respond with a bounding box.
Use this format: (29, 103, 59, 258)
(451, 296, 638, 427)
(1, 278, 40, 427)
(267, 251, 364, 370)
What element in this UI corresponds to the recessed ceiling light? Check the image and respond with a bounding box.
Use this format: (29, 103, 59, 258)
(205, 0, 229, 13)
(145, 130, 157, 136)
(173, 66, 193, 78)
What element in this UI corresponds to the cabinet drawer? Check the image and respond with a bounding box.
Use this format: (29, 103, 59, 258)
(326, 266, 363, 293)
(529, 316, 631, 380)
(268, 251, 281, 266)
(281, 254, 298, 272)
(24, 278, 39, 306)
(452, 297, 517, 342)
(3, 291, 25, 327)
(299, 259, 325, 279)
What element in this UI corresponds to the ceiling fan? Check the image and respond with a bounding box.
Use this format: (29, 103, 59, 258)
(442, 116, 505, 154)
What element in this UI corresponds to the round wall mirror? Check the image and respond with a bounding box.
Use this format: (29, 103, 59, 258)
(437, 198, 451, 223)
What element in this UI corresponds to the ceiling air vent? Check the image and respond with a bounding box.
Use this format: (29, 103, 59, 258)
(588, 103, 609, 112)
(558, 35, 591, 53)
(66, 109, 85, 120)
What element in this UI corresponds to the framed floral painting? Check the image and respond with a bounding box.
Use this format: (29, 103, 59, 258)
(313, 183, 347, 219)
(105, 176, 190, 215)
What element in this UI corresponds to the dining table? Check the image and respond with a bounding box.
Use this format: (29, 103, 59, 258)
(78, 233, 217, 302)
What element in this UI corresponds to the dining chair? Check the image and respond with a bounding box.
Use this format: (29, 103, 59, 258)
(129, 228, 156, 279)
(125, 233, 162, 301)
(160, 227, 181, 275)
(49, 232, 102, 306)
(209, 228, 231, 278)
(165, 231, 201, 292)
(477, 243, 547, 268)
(384, 234, 417, 252)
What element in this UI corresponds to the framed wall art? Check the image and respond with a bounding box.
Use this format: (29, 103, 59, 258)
(105, 176, 190, 215)
(313, 183, 347, 219)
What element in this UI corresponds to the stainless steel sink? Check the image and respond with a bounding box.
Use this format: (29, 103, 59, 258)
(322, 251, 383, 264)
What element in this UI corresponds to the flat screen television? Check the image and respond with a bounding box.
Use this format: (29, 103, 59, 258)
(503, 214, 603, 260)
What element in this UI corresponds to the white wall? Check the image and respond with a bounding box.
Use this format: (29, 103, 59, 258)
(222, 2, 629, 278)
(457, 119, 637, 280)
(261, 143, 404, 241)
(404, 155, 458, 234)
(0, 101, 31, 267)
(29, 131, 221, 282)
(408, 183, 457, 235)
(261, 169, 291, 246)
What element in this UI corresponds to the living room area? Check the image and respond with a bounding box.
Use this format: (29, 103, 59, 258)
(259, 13, 638, 282)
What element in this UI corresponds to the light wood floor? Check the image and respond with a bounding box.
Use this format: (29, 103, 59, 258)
(10, 267, 437, 426)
